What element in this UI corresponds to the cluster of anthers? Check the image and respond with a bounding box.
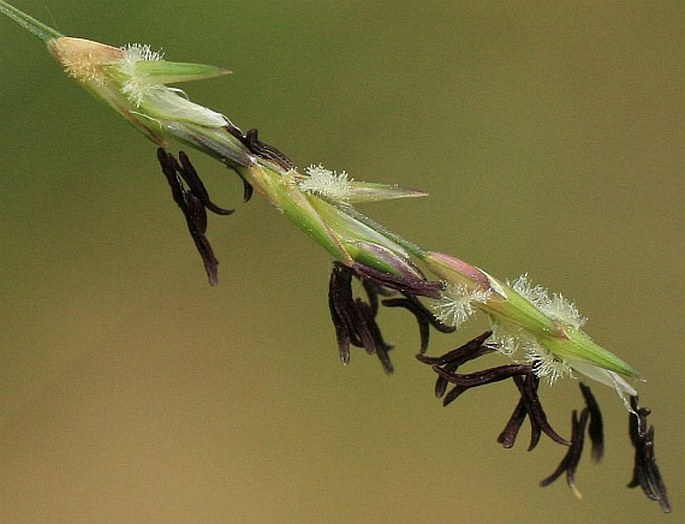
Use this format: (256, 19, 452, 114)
(153, 143, 669, 513)
(325, 259, 670, 512)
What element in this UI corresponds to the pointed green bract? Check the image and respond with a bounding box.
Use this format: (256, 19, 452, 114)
(543, 329, 641, 378)
(346, 182, 428, 203)
(130, 60, 231, 84)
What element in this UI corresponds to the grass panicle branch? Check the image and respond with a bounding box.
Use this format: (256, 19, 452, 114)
(0, 2, 670, 513)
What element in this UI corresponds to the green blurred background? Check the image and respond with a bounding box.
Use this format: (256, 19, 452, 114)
(0, 1, 682, 522)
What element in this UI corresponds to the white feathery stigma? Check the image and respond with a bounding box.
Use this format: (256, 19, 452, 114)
(511, 274, 586, 329)
(299, 164, 352, 202)
(524, 342, 574, 385)
(119, 43, 164, 107)
(487, 322, 520, 356)
(432, 283, 491, 328)
(121, 43, 164, 66)
(486, 322, 573, 385)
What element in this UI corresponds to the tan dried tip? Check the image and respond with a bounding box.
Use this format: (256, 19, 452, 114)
(47, 36, 123, 84)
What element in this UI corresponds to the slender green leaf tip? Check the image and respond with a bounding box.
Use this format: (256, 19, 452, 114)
(0, 0, 63, 42)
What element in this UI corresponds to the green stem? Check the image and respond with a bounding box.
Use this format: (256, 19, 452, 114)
(0, 1, 63, 42)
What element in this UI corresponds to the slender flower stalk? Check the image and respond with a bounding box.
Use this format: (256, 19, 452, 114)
(0, 2, 670, 513)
